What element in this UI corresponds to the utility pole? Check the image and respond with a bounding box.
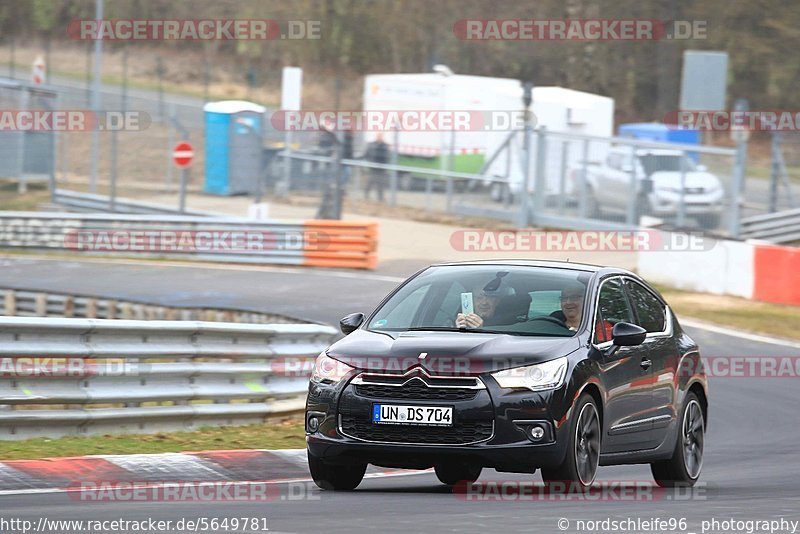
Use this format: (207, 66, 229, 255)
(88, 0, 104, 194)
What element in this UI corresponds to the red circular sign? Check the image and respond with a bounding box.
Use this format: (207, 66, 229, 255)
(172, 141, 194, 168)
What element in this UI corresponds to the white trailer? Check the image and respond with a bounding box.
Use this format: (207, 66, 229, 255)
(362, 72, 614, 195)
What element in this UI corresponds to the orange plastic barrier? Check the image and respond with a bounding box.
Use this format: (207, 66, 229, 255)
(302, 221, 378, 270)
(753, 244, 800, 305)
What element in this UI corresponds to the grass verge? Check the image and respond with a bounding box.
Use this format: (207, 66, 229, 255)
(656, 285, 800, 342)
(0, 419, 305, 461)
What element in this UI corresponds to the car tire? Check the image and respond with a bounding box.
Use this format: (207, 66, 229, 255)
(650, 392, 705, 488)
(308, 452, 367, 491)
(434, 463, 483, 485)
(542, 394, 601, 490)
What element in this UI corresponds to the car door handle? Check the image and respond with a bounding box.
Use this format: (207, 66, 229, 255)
(640, 358, 652, 370)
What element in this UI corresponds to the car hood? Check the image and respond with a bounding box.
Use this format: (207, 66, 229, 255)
(326, 329, 582, 376)
(650, 171, 721, 190)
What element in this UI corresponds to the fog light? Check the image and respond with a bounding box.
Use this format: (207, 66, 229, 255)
(307, 416, 320, 432)
(530, 425, 545, 441)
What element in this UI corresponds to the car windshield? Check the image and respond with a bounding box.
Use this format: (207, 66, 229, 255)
(638, 153, 697, 175)
(367, 265, 592, 337)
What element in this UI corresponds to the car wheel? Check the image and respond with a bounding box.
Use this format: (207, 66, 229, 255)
(650, 392, 705, 487)
(308, 452, 367, 491)
(434, 463, 483, 485)
(542, 394, 601, 490)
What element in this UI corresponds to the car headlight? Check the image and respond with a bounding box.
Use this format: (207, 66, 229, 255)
(491, 356, 568, 391)
(311, 352, 355, 384)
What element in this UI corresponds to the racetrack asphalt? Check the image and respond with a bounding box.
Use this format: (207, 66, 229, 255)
(0, 257, 798, 533)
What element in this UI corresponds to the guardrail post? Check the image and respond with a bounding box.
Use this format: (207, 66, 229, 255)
(532, 127, 548, 222)
(390, 127, 399, 206)
(35, 293, 47, 316)
(729, 141, 746, 237)
(578, 139, 589, 218)
(518, 128, 533, 227)
(677, 150, 687, 228)
(86, 298, 97, 318)
(64, 295, 74, 318)
(4, 291, 16, 316)
(627, 144, 637, 226)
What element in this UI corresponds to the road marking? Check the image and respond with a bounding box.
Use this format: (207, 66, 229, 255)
(680, 318, 800, 349)
(0, 468, 433, 497)
(0, 254, 407, 283)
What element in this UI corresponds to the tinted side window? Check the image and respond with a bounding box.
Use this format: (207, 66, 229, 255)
(627, 280, 666, 333)
(594, 278, 634, 344)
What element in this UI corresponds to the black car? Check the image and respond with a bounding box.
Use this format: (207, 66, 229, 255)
(305, 260, 707, 491)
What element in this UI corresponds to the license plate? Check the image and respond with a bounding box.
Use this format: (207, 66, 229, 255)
(372, 404, 453, 426)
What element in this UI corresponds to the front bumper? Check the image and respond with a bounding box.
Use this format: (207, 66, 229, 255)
(649, 191, 724, 216)
(305, 375, 573, 472)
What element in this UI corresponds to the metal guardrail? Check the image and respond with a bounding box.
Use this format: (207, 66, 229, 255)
(0, 316, 336, 439)
(0, 211, 378, 269)
(51, 189, 219, 217)
(740, 208, 800, 244)
(0, 288, 299, 324)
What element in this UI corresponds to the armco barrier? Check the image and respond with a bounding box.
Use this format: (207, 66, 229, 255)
(0, 212, 378, 269)
(638, 230, 800, 305)
(0, 288, 299, 323)
(0, 316, 337, 439)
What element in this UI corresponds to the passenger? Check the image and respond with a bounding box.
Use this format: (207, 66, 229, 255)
(456, 274, 516, 328)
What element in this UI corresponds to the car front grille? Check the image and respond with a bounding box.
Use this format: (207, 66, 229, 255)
(339, 415, 493, 445)
(355, 382, 478, 401)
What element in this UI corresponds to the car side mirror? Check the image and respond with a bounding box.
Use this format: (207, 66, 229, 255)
(340, 312, 365, 335)
(612, 322, 647, 346)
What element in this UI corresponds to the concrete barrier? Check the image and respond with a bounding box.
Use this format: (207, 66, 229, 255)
(637, 230, 799, 305)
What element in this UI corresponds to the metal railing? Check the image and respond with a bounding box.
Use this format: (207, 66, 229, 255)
(51, 189, 219, 217)
(0, 316, 336, 439)
(277, 130, 744, 236)
(740, 208, 800, 244)
(0, 288, 299, 324)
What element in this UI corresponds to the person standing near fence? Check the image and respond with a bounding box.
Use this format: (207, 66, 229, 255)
(364, 132, 390, 201)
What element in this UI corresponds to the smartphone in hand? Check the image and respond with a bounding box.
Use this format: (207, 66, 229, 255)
(460, 292, 474, 316)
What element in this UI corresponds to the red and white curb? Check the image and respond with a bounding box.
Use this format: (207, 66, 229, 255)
(0, 449, 431, 496)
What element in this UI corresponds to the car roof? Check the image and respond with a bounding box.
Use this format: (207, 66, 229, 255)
(430, 259, 631, 276)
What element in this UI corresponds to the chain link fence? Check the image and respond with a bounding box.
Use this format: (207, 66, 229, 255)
(274, 128, 742, 235)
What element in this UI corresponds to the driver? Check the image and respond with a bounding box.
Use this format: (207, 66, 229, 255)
(551, 282, 585, 331)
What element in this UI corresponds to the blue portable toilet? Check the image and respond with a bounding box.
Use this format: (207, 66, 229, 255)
(618, 122, 701, 161)
(204, 100, 267, 195)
